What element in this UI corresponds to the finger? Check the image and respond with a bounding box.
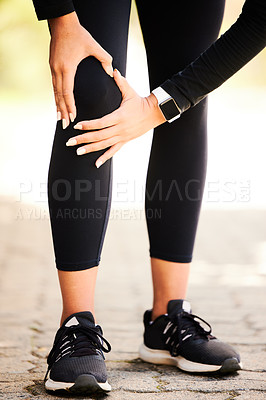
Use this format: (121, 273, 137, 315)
(76, 137, 120, 155)
(51, 73, 60, 119)
(74, 111, 119, 131)
(101, 56, 114, 78)
(50, 65, 69, 127)
(62, 68, 77, 122)
(56, 73, 70, 129)
(94, 45, 113, 77)
(66, 126, 116, 146)
(95, 143, 123, 168)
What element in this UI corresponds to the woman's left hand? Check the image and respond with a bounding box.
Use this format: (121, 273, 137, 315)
(66, 69, 166, 168)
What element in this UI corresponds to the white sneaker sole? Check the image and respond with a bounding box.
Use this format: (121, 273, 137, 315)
(45, 374, 111, 393)
(139, 343, 242, 374)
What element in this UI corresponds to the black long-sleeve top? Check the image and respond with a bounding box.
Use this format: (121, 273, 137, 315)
(32, 0, 266, 113)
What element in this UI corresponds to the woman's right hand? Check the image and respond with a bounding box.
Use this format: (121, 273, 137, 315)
(48, 12, 113, 129)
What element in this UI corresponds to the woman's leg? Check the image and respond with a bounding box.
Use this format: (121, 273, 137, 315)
(137, 0, 241, 374)
(138, 0, 241, 373)
(151, 259, 190, 320)
(58, 268, 98, 324)
(45, 1, 132, 394)
(136, 0, 225, 312)
(48, 0, 131, 323)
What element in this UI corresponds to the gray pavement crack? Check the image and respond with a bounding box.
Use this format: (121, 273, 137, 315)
(242, 313, 263, 338)
(242, 368, 266, 373)
(225, 391, 241, 399)
(29, 326, 43, 334)
(150, 367, 170, 392)
(152, 374, 169, 392)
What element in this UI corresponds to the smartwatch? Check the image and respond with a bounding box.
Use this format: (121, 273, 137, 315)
(152, 87, 181, 123)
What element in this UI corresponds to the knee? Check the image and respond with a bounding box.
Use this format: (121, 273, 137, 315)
(74, 57, 121, 118)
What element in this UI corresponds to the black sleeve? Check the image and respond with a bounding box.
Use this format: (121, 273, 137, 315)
(32, 0, 75, 21)
(161, 0, 266, 114)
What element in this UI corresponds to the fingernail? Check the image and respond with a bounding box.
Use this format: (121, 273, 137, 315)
(77, 148, 86, 155)
(74, 123, 82, 130)
(69, 113, 75, 123)
(66, 138, 77, 146)
(114, 68, 121, 76)
(62, 119, 69, 129)
(57, 111, 62, 121)
(96, 160, 103, 168)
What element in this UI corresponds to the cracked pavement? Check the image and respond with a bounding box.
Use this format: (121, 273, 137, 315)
(0, 199, 266, 399)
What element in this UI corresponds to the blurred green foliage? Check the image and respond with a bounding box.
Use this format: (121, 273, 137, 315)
(0, 0, 265, 102)
(0, 0, 51, 100)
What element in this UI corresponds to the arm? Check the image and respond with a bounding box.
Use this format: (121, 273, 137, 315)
(32, 0, 75, 21)
(66, 0, 266, 166)
(160, 0, 266, 113)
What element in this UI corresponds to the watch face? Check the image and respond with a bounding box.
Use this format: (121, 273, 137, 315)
(160, 98, 180, 121)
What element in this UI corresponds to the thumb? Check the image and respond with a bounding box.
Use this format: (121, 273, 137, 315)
(113, 69, 133, 99)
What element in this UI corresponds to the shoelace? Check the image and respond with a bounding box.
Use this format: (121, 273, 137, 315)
(45, 324, 111, 380)
(163, 311, 214, 357)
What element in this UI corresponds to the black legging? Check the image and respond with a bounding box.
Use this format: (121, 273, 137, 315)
(48, 0, 225, 271)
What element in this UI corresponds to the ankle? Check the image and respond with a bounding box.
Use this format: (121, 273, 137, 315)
(60, 308, 95, 326)
(151, 306, 167, 321)
(152, 297, 187, 321)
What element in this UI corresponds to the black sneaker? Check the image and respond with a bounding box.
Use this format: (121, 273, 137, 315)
(139, 300, 242, 374)
(44, 311, 111, 393)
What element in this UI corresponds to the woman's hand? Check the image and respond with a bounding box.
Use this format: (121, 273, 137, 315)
(66, 69, 166, 168)
(49, 12, 113, 129)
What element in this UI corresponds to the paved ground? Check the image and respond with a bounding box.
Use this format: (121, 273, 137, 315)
(0, 198, 266, 400)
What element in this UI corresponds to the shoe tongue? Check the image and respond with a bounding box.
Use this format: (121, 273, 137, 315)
(64, 311, 95, 328)
(167, 300, 191, 316)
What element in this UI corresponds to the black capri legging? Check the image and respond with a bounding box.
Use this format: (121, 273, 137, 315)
(48, 0, 225, 271)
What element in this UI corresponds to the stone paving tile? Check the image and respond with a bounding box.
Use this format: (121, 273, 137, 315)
(162, 373, 266, 392)
(106, 361, 266, 392)
(104, 392, 237, 400)
(0, 200, 266, 399)
(237, 393, 266, 400)
(237, 345, 266, 372)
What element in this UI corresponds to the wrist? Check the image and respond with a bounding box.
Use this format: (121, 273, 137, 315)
(48, 11, 79, 33)
(147, 93, 167, 124)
